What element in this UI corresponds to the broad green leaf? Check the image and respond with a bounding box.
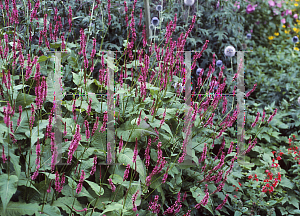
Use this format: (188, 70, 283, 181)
(117, 148, 146, 184)
(109, 174, 123, 185)
(72, 71, 84, 87)
(15, 93, 36, 110)
(52, 197, 85, 216)
(149, 174, 165, 204)
(191, 186, 214, 215)
(67, 176, 77, 190)
(38, 55, 48, 62)
(77, 186, 94, 200)
(85, 180, 104, 196)
(124, 179, 141, 210)
(262, 152, 273, 166)
(234, 212, 242, 216)
(12, 108, 30, 137)
(18, 172, 40, 194)
(49, 42, 61, 49)
(102, 203, 123, 214)
(67, 50, 79, 69)
(160, 123, 173, 138)
(281, 176, 294, 189)
(9, 149, 21, 178)
(0, 174, 18, 214)
(0, 202, 38, 216)
(25, 120, 48, 147)
(38, 204, 61, 216)
(148, 119, 161, 128)
(116, 120, 157, 143)
(90, 129, 106, 151)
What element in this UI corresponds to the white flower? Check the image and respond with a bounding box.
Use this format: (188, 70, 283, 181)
(156, 5, 163, 11)
(298, 96, 300, 106)
(174, 82, 178, 89)
(151, 17, 159, 26)
(224, 45, 236, 57)
(149, 24, 155, 30)
(184, 0, 195, 6)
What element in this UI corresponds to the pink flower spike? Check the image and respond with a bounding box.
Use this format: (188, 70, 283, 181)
(268, 0, 275, 7)
(294, 14, 298, 19)
(90, 155, 97, 175)
(68, 6, 73, 32)
(108, 178, 116, 192)
(76, 170, 85, 194)
(119, 136, 123, 153)
(2, 145, 7, 164)
(84, 120, 90, 140)
(133, 138, 138, 164)
(276, 2, 282, 8)
(123, 164, 130, 181)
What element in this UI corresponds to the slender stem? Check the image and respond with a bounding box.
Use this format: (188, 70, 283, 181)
(186, 6, 190, 27)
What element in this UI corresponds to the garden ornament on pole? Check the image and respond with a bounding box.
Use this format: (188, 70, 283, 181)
(143, 0, 152, 45)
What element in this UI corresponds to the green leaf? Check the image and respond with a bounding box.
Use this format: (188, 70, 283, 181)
(85, 180, 104, 196)
(190, 186, 214, 215)
(149, 174, 165, 204)
(124, 180, 141, 210)
(234, 212, 242, 216)
(90, 129, 106, 151)
(290, 209, 300, 214)
(9, 149, 21, 179)
(186, 37, 196, 47)
(262, 152, 273, 166)
(38, 55, 48, 62)
(67, 176, 77, 190)
(72, 71, 84, 87)
(38, 204, 61, 216)
(18, 172, 40, 195)
(109, 174, 123, 185)
(52, 197, 85, 216)
(262, 133, 271, 142)
(160, 123, 173, 138)
(0, 202, 38, 216)
(116, 120, 157, 143)
(0, 174, 18, 214)
(15, 92, 36, 110)
(102, 202, 123, 214)
(25, 120, 48, 148)
(49, 42, 62, 49)
(77, 186, 94, 200)
(12, 108, 30, 136)
(281, 176, 294, 189)
(117, 148, 146, 184)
